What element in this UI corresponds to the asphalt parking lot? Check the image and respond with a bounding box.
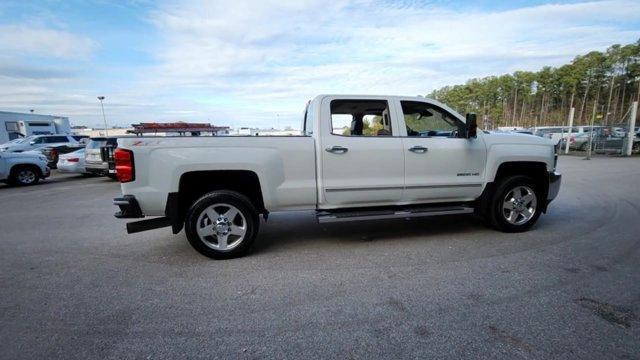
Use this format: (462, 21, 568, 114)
(1, 156, 639, 359)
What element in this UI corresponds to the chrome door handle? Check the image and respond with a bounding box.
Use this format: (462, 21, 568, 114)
(325, 146, 349, 154)
(409, 146, 428, 153)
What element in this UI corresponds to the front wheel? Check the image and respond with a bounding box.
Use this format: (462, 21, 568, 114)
(184, 191, 259, 259)
(10, 167, 40, 186)
(488, 175, 541, 232)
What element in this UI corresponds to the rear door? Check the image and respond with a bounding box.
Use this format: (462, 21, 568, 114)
(319, 97, 405, 208)
(397, 99, 486, 203)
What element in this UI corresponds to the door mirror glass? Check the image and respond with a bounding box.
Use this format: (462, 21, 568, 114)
(466, 113, 477, 138)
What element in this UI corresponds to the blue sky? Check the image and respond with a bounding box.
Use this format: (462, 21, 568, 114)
(0, 0, 639, 129)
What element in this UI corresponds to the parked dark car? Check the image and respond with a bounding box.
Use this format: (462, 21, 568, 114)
(39, 144, 85, 168)
(562, 128, 640, 153)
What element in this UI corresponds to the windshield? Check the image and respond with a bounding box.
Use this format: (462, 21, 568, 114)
(86, 139, 107, 149)
(13, 136, 36, 144)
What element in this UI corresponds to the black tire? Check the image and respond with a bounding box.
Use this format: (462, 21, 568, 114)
(9, 166, 40, 186)
(184, 190, 259, 259)
(579, 142, 588, 151)
(487, 175, 541, 233)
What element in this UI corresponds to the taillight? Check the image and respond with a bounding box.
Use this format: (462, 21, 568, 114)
(114, 148, 135, 183)
(67, 158, 79, 163)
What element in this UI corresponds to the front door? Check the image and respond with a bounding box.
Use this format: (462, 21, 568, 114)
(398, 100, 486, 203)
(320, 97, 404, 208)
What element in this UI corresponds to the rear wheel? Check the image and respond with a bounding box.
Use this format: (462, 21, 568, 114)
(487, 175, 541, 232)
(184, 191, 259, 259)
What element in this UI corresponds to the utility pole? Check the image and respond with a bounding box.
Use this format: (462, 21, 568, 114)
(579, 74, 591, 123)
(512, 86, 518, 126)
(605, 76, 615, 125)
(585, 87, 601, 160)
(565, 107, 575, 154)
(97, 96, 108, 137)
(625, 101, 638, 156)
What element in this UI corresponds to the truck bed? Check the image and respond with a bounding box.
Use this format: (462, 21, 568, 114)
(117, 135, 317, 215)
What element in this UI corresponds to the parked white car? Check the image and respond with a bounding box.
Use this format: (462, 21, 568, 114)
(57, 148, 87, 175)
(0, 134, 78, 153)
(0, 151, 50, 186)
(113, 95, 561, 259)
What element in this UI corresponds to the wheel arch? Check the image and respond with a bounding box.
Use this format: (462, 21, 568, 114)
(168, 170, 266, 234)
(477, 161, 550, 215)
(10, 163, 43, 178)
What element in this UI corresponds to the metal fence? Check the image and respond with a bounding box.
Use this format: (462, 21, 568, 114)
(560, 101, 638, 157)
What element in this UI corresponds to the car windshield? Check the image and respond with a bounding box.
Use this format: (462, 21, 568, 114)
(14, 136, 36, 144)
(86, 139, 107, 149)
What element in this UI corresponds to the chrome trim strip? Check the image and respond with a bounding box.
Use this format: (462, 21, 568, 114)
(405, 183, 482, 189)
(325, 186, 404, 192)
(325, 183, 482, 192)
(317, 207, 474, 223)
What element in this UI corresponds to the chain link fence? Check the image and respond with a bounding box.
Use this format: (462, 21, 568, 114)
(558, 101, 639, 157)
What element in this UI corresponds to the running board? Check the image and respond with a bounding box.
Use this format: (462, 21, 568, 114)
(126, 217, 172, 234)
(316, 206, 474, 224)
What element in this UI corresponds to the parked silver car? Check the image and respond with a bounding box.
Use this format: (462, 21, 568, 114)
(0, 135, 79, 152)
(85, 137, 118, 176)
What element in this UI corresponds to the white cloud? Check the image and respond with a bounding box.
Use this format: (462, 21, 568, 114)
(0, 25, 96, 59)
(135, 0, 640, 128)
(1, 0, 639, 129)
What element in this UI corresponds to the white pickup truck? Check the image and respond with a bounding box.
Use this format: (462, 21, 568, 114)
(114, 95, 561, 259)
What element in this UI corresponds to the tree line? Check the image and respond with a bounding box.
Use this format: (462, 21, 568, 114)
(427, 39, 640, 129)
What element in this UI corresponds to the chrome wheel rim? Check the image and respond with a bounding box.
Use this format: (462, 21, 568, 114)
(196, 203, 247, 251)
(502, 185, 537, 225)
(18, 170, 36, 184)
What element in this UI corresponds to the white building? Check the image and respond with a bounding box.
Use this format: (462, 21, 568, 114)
(0, 111, 71, 144)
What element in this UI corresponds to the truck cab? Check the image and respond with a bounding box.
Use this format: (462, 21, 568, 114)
(308, 96, 488, 208)
(114, 95, 561, 259)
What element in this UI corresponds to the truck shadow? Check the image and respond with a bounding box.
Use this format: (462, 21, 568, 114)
(253, 211, 487, 255)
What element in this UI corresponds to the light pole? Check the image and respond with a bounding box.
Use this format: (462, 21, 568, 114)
(97, 96, 108, 136)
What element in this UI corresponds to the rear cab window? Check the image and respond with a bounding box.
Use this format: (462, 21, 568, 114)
(329, 99, 393, 137)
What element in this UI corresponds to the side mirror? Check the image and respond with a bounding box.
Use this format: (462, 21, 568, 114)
(466, 113, 477, 138)
(29, 141, 36, 145)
